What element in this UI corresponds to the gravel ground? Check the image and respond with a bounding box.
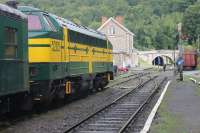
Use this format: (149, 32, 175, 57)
(1, 72, 146, 133)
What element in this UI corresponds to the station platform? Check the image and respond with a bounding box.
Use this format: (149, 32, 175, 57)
(150, 71, 200, 133)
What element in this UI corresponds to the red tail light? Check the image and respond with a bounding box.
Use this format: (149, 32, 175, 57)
(30, 67, 38, 77)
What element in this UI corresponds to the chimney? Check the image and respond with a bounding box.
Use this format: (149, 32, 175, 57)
(101, 16, 108, 25)
(6, 0, 19, 9)
(115, 16, 124, 24)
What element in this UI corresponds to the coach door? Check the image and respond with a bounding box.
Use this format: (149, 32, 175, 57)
(1, 25, 23, 95)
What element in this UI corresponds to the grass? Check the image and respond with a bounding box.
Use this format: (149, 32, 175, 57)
(197, 57, 200, 70)
(151, 106, 186, 133)
(138, 57, 153, 67)
(195, 85, 200, 97)
(150, 82, 187, 133)
(138, 57, 165, 72)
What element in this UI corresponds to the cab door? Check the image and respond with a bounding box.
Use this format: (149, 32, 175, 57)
(62, 27, 69, 75)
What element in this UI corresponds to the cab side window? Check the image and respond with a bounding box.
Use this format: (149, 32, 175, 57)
(28, 15, 42, 31)
(43, 15, 57, 32)
(4, 27, 18, 59)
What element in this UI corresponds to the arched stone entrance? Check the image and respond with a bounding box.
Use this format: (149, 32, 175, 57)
(152, 56, 164, 66)
(152, 56, 173, 66)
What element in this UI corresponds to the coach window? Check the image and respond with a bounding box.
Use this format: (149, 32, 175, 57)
(68, 30, 77, 44)
(82, 34, 87, 44)
(103, 40, 107, 48)
(100, 39, 103, 47)
(91, 37, 95, 46)
(77, 33, 82, 44)
(43, 15, 57, 32)
(86, 35, 90, 45)
(4, 27, 18, 58)
(97, 39, 101, 47)
(73, 31, 78, 43)
(88, 36, 92, 45)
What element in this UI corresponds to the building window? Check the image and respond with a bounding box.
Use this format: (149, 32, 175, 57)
(4, 27, 18, 58)
(109, 26, 115, 35)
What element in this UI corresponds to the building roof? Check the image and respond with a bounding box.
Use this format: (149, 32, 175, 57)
(98, 17, 135, 36)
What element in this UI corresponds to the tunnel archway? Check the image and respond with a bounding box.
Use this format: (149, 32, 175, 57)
(162, 55, 174, 65)
(152, 56, 164, 66)
(152, 55, 174, 66)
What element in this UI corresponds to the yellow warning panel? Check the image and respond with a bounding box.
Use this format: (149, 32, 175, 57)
(66, 81, 71, 94)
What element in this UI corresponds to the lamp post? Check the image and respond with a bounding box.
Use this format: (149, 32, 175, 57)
(197, 35, 200, 52)
(173, 45, 176, 76)
(177, 23, 184, 81)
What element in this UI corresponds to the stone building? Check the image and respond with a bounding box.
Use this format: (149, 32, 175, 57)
(98, 16, 138, 68)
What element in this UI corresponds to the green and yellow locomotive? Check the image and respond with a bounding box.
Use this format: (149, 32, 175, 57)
(19, 6, 113, 105)
(0, 3, 29, 113)
(0, 2, 113, 114)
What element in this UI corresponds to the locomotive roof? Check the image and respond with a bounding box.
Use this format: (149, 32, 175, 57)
(0, 3, 26, 19)
(18, 6, 41, 12)
(19, 6, 106, 40)
(53, 15, 107, 40)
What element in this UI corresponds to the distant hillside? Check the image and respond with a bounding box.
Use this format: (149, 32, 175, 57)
(0, 0, 197, 50)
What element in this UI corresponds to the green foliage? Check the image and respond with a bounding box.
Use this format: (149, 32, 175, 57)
(183, 1, 200, 44)
(0, 0, 197, 50)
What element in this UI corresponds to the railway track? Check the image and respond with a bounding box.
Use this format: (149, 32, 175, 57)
(0, 71, 158, 133)
(0, 72, 148, 127)
(65, 75, 166, 133)
(106, 72, 150, 88)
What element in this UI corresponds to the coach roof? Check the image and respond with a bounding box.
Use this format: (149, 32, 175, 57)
(0, 3, 26, 19)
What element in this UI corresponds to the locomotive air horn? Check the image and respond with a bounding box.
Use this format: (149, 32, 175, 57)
(6, 0, 19, 9)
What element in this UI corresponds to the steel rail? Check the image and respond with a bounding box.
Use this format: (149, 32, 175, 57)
(118, 77, 167, 133)
(106, 72, 150, 89)
(64, 74, 158, 133)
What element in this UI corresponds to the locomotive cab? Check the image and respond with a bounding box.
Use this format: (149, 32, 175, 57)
(18, 6, 63, 81)
(19, 6, 65, 104)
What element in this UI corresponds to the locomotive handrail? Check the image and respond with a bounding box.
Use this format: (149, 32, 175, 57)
(0, 59, 25, 63)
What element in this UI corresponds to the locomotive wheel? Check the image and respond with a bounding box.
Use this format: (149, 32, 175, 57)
(33, 81, 57, 112)
(96, 87, 102, 92)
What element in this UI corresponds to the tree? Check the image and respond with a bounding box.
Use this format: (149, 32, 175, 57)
(0, 0, 197, 50)
(183, 2, 200, 44)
